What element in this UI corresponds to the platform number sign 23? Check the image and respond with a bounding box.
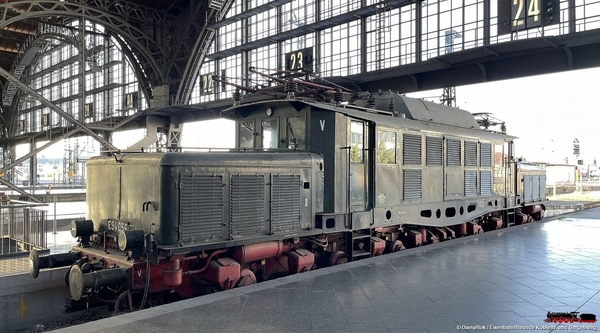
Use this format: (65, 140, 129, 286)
(285, 47, 313, 72)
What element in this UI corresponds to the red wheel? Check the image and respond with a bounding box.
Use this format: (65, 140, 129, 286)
(387, 240, 405, 253)
(329, 251, 347, 266)
(236, 269, 257, 287)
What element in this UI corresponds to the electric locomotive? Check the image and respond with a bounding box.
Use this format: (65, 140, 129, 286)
(29, 68, 546, 312)
(545, 312, 597, 323)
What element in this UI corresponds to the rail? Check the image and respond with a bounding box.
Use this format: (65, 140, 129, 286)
(0, 199, 48, 257)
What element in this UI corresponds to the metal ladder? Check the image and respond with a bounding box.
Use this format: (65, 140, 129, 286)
(346, 229, 372, 262)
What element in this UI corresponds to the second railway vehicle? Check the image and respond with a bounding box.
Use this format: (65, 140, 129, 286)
(30, 67, 547, 312)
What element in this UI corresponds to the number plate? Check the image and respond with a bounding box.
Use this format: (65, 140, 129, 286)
(511, 0, 541, 31)
(285, 47, 313, 72)
(107, 219, 133, 232)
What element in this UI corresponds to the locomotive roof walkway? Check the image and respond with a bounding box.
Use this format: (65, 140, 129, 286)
(50, 204, 600, 333)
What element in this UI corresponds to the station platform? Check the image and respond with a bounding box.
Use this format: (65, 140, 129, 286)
(0, 200, 84, 277)
(0, 230, 77, 277)
(51, 206, 600, 333)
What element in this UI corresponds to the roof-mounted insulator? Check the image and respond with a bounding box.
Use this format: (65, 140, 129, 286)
(388, 98, 404, 117)
(232, 89, 242, 106)
(333, 90, 345, 104)
(285, 80, 298, 99)
(389, 98, 396, 113)
(366, 98, 376, 109)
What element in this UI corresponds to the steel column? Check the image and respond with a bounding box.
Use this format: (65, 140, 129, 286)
(415, 0, 422, 63)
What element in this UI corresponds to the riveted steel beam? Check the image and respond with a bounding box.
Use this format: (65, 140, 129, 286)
(0, 127, 80, 175)
(0, 66, 117, 151)
(0, 126, 82, 203)
(0, 177, 43, 202)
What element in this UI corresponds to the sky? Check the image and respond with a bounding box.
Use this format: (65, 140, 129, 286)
(406, 67, 600, 165)
(20, 67, 600, 167)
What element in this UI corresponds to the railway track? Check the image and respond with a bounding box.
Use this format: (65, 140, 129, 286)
(7, 310, 109, 333)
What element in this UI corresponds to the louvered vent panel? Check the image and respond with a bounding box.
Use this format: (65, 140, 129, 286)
(540, 175, 546, 200)
(271, 175, 301, 234)
(532, 175, 540, 201)
(403, 170, 422, 200)
(465, 141, 477, 167)
(480, 171, 492, 197)
(230, 175, 265, 237)
(447, 139, 461, 166)
(523, 175, 532, 202)
(426, 136, 443, 166)
(480, 143, 492, 167)
(403, 133, 422, 165)
(465, 170, 477, 197)
(179, 175, 223, 244)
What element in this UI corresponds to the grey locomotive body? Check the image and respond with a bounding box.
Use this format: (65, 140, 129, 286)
(30, 82, 546, 312)
(225, 92, 545, 235)
(86, 152, 324, 251)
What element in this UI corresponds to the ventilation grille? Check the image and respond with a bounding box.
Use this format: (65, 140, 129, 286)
(523, 175, 532, 201)
(480, 143, 492, 167)
(480, 171, 492, 197)
(403, 133, 421, 165)
(447, 139, 461, 166)
(403, 169, 422, 200)
(465, 170, 477, 197)
(230, 175, 265, 237)
(271, 175, 301, 234)
(532, 175, 540, 201)
(426, 136, 443, 166)
(179, 175, 223, 244)
(465, 141, 477, 167)
(540, 175, 546, 200)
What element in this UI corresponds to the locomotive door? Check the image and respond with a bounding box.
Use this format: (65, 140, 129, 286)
(505, 141, 516, 206)
(348, 120, 372, 212)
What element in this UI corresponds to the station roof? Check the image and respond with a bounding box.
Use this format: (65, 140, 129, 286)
(0, 0, 189, 72)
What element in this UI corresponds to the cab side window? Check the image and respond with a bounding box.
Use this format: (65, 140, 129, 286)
(262, 119, 279, 149)
(239, 121, 255, 148)
(350, 121, 364, 163)
(286, 116, 306, 150)
(377, 130, 396, 164)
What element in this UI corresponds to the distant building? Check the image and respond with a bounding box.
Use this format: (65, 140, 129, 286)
(545, 164, 575, 185)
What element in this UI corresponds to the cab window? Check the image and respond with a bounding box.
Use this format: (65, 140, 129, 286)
(350, 121, 364, 163)
(286, 116, 306, 150)
(262, 118, 279, 148)
(238, 120, 255, 148)
(377, 130, 396, 164)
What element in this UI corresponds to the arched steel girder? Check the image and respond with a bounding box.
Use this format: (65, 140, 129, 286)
(26, 23, 155, 107)
(0, 1, 168, 89)
(175, 1, 236, 105)
(2, 32, 79, 137)
(33, 33, 78, 47)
